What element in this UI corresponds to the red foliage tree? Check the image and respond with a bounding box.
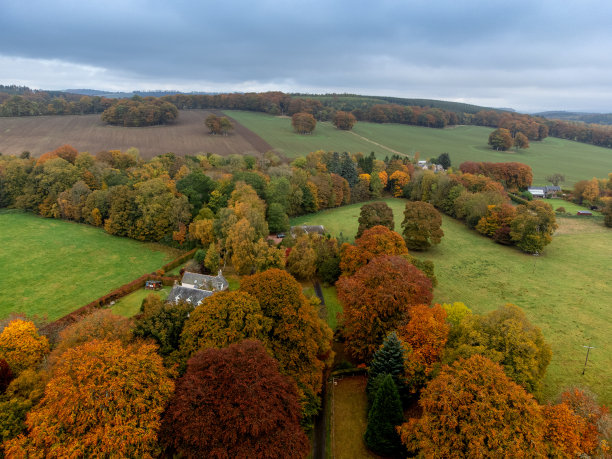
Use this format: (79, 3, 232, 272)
(160, 340, 309, 459)
(337, 255, 433, 361)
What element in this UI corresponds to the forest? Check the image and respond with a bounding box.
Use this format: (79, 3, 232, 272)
(1, 141, 611, 457)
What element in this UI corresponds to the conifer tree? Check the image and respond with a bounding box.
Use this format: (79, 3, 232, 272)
(364, 374, 405, 456)
(366, 332, 406, 403)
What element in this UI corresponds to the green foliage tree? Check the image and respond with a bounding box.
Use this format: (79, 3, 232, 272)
(401, 201, 444, 250)
(366, 332, 407, 404)
(357, 201, 395, 238)
(364, 374, 405, 457)
(546, 173, 566, 187)
(286, 234, 317, 280)
(510, 201, 558, 253)
(267, 202, 290, 233)
(436, 152, 451, 169)
(444, 303, 551, 394)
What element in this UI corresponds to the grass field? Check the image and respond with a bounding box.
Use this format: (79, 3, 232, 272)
(0, 211, 181, 321)
(110, 286, 171, 318)
(0, 110, 272, 158)
(224, 111, 403, 160)
(292, 200, 612, 404)
(225, 111, 612, 186)
(331, 375, 378, 459)
(291, 198, 407, 243)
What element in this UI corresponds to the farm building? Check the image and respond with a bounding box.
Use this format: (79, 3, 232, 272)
(166, 270, 228, 307)
(577, 210, 593, 216)
(527, 186, 561, 198)
(290, 225, 326, 237)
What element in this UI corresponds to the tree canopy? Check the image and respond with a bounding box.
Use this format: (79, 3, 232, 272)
(401, 201, 444, 250)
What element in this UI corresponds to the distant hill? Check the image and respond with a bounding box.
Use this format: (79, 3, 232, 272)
(535, 111, 612, 125)
(63, 89, 218, 99)
(291, 93, 506, 114)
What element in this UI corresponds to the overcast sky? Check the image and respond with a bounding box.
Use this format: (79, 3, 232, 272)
(1, 0, 612, 112)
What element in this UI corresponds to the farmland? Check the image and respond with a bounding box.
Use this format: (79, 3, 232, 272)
(0, 110, 271, 158)
(0, 211, 181, 321)
(226, 110, 612, 185)
(291, 199, 612, 405)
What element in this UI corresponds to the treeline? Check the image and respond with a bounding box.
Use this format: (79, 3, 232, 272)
(403, 165, 558, 253)
(101, 96, 179, 126)
(0, 87, 113, 117)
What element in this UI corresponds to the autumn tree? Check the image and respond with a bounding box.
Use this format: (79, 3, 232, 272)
(240, 269, 333, 424)
(337, 255, 433, 361)
(488, 128, 514, 151)
(286, 234, 317, 280)
(0, 320, 49, 375)
(475, 203, 517, 245)
(388, 170, 410, 197)
(513, 132, 529, 149)
(356, 201, 395, 238)
(542, 403, 596, 457)
(189, 218, 215, 247)
(401, 201, 444, 250)
(603, 199, 612, 227)
(444, 303, 551, 394)
(5, 340, 174, 457)
(399, 355, 546, 457)
(292, 112, 316, 134)
(179, 291, 270, 358)
(364, 374, 405, 457)
(333, 110, 357, 130)
(397, 304, 450, 392)
(160, 340, 309, 459)
(0, 358, 14, 393)
(510, 200, 558, 253)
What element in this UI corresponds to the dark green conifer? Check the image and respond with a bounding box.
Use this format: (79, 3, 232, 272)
(366, 332, 406, 404)
(364, 374, 404, 457)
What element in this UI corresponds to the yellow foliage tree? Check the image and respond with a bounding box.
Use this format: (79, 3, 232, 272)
(0, 320, 49, 375)
(188, 218, 214, 247)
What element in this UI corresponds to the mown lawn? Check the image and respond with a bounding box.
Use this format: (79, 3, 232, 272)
(331, 375, 378, 459)
(294, 201, 612, 405)
(110, 286, 172, 318)
(290, 198, 407, 243)
(0, 211, 182, 321)
(226, 110, 612, 186)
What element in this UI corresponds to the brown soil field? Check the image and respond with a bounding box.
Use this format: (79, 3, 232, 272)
(0, 110, 272, 158)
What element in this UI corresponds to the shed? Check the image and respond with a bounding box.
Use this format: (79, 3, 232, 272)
(577, 211, 593, 216)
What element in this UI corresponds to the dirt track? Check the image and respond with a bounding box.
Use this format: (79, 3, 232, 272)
(0, 110, 272, 158)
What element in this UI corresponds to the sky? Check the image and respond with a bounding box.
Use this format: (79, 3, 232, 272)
(1, 0, 612, 113)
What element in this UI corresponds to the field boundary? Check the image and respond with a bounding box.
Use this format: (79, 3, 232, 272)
(40, 249, 196, 339)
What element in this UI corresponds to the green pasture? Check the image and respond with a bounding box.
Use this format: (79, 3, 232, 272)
(0, 211, 182, 321)
(226, 110, 611, 186)
(292, 200, 612, 404)
(224, 110, 400, 159)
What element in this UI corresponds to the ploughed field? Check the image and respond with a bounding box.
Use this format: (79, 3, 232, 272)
(0, 211, 181, 321)
(0, 110, 272, 158)
(226, 110, 612, 186)
(291, 199, 612, 405)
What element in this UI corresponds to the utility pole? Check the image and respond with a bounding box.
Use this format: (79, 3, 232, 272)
(582, 345, 595, 375)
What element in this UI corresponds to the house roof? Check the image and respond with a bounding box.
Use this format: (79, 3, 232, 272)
(181, 270, 229, 291)
(290, 225, 325, 236)
(166, 285, 213, 306)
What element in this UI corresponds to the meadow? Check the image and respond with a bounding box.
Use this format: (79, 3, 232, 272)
(291, 199, 612, 404)
(0, 110, 271, 158)
(226, 111, 612, 185)
(0, 211, 182, 321)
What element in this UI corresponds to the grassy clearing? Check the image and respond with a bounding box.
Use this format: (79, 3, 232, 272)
(224, 111, 398, 159)
(225, 111, 612, 186)
(0, 211, 181, 321)
(290, 198, 407, 243)
(423, 215, 612, 404)
(293, 201, 612, 404)
(321, 286, 342, 331)
(331, 375, 378, 459)
(110, 287, 171, 318)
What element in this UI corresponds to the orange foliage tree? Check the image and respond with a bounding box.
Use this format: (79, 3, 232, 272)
(4, 339, 174, 458)
(542, 403, 596, 457)
(397, 304, 450, 390)
(240, 269, 333, 423)
(160, 340, 309, 459)
(339, 225, 408, 276)
(0, 320, 49, 375)
(337, 255, 433, 361)
(399, 355, 546, 457)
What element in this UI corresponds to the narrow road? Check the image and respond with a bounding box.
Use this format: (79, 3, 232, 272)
(348, 130, 409, 157)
